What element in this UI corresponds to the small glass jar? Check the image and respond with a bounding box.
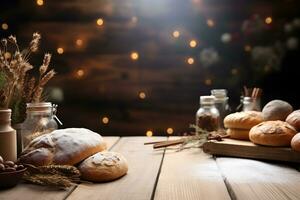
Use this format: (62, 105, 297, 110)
(242, 97, 261, 111)
(196, 96, 220, 134)
(211, 89, 231, 129)
(21, 102, 58, 150)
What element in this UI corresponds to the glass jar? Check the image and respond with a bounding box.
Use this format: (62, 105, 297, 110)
(242, 97, 261, 111)
(196, 96, 220, 134)
(21, 102, 58, 150)
(211, 89, 231, 129)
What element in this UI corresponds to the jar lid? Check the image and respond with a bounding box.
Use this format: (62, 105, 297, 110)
(200, 96, 216, 105)
(211, 89, 227, 99)
(26, 102, 53, 112)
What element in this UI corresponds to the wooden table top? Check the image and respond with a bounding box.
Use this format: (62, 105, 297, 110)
(1, 136, 300, 200)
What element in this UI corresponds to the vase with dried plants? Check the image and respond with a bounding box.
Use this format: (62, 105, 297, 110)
(0, 33, 56, 154)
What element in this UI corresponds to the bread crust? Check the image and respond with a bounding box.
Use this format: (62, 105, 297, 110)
(19, 128, 107, 166)
(79, 151, 128, 182)
(291, 133, 300, 152)
(224, 111, 263, 129)
(227, 128, 250, 140)
(286, 110, 300, 131)
(249, 121, 297, 146)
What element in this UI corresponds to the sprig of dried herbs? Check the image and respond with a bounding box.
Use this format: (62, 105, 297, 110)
(0, 33, 56, 123)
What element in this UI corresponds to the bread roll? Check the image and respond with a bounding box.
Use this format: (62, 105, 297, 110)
(227, 129, 250, 140)
(262, 100, 293, 121)
(224, 111, 263, 129)
(19, 128, 107, 166)
(286, 110, 300, 131)
(291, 133, 300, 152)
(249, 121, 297, 146)
(79, 152, 128, 182)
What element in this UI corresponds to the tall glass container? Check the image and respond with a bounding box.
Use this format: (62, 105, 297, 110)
(21, 102, 58, 150)
(211, 89, 231, 129)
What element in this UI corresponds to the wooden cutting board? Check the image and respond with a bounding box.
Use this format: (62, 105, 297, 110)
(203, 138, 300, 163)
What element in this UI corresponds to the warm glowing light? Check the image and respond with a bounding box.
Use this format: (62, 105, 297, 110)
(244, 45, 252, 52)
(1, 23, 8, 30)
(231, 68, 238, 75)
(166, 128, 174, 135)
(76, 69, 85, 77)
(172, 30, 180, 38)
(187, 57, 194, 65)
(139, 92, 146, 99)
(207, 19, 215, 27)
(189, 40, 197, 48)
(146, 130, 153, 137)
(102, 117, 109, 124)
(36, 0, 44, 6)
(265, 17, 272, 24)
(4, 52, 11, 59)
(57, 47, 64, 54)
(204, 79, 212, 85)
(96, 18, 104, 26)
(131, 52, 139, 60)
(76, 39, 83, 46)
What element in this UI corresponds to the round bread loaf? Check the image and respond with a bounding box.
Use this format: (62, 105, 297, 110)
(227, 128, 250, 140)
(286, 110, 300, 131)
(19, 128, 107, 166)
(249, 121, 297, 146)
(224, 111, 263, 129)
(78, 151, 128, 182)
(262, 100, 293, 121)
(291, 133, 300, 152)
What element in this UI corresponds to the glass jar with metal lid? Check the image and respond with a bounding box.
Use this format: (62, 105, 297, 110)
(21, 102, 59, 150)
(196, 96, 220, 134)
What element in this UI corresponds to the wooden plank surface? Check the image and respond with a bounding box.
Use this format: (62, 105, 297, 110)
(216, 157, 300, 200)
(154, 137, 231, 200)
(67, 137, 166, 200)
(203, 138, 300, 163)
(0, 136, 120, 200)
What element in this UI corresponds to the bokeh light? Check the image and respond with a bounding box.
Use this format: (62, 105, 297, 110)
(75, 39, 83, 46)
(207, 19, 215, 27)
(146, 130, 153, 137)
(131, 51, 139, 60)
(1, 23, 8, 30)
(96, 18, 104, 26)
(189, 40, 197, 48)
(204, 78, 212, 85)
(139, 92, 146, 99)
(172, 30, 180, 38)
(36, 0, 44, 6)
(166, 128, 174, 134)
(187, 57, 194, 65)
(231, 68, 238, 75)
(57, 47, 64, 54)
(4, 52, 11, 59)
(76, 69, 85, 78)
(265, 17, 272, 24)
(102, 117, 109, 124)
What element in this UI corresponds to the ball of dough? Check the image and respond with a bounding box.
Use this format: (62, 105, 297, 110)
(79, 151, 128, 182)
(262, 100, 293, 121)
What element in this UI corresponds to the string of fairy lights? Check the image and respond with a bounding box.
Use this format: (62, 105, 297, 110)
(0, 0, 276, 136)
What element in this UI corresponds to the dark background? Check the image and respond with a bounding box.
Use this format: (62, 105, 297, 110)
(1, 0, 300, 136)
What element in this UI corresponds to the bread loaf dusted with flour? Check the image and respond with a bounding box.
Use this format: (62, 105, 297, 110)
(18, 128, 107, 166)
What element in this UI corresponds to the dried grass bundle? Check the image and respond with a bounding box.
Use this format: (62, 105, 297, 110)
(0, 33, 56, 123)
(22, 164, 81, 190)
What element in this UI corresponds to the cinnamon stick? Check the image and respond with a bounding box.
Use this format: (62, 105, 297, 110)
(153, 138, 185, 149)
